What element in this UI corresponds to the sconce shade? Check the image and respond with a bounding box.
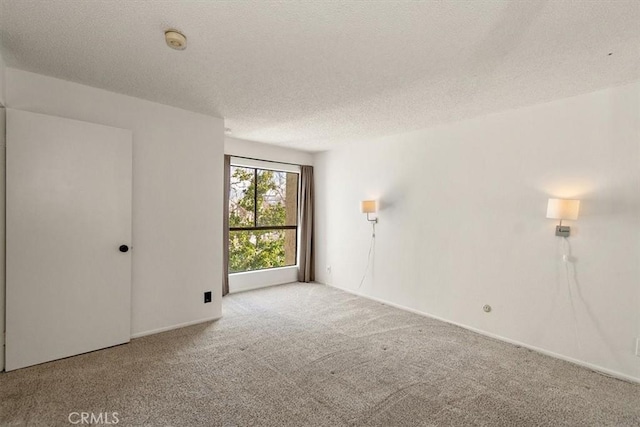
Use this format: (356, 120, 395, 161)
(546, 198, 580, 220)
(360, 200, 377, 214)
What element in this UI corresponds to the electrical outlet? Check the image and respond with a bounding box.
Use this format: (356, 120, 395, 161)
(327, 265, 332, 273)
(204, 291, 212, 303)
(636, 338, 640, 357)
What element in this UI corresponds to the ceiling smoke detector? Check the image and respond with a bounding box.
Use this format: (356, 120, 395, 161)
(165, 30, 187, 50)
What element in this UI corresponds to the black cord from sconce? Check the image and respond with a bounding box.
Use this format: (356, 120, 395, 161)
(358, 222, 376, 289)
(562, 236, 583, 359)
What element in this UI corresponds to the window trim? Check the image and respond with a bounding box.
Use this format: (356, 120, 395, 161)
(229, 225, 297, 232)
(228, 160, 300, 274)
(230, 156, 300, 174)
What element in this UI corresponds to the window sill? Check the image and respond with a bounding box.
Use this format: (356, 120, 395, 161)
(229, 265, 298, 276)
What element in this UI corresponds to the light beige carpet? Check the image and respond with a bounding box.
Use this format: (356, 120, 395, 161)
(1, 282, 639, 426)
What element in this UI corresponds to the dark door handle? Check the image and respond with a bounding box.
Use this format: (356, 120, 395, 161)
(119, 245, 129, 253)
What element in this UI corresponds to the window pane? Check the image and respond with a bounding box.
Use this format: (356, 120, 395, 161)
(229, 166, 255, 227)
(256, 169, 298, 227)
(229, 229, 297, 273)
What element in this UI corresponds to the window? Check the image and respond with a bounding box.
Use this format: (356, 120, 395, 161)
(228, 163, 299, 273)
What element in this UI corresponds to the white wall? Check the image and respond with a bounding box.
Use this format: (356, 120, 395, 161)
(225, 136, 313, 166)
(5, 69, 224, 338)
(315, 82, 640, 381)
(229, 267, 298, 293)
(225, 136, 312, 292)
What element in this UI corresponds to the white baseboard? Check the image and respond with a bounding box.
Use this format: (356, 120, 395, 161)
(324, 283, 640, 385)
(130, 316, 221, 339)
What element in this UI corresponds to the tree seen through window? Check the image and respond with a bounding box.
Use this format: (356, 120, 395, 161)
(228, 166, 298, 273)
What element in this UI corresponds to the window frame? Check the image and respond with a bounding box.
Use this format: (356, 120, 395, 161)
(228, 159, 300, 274)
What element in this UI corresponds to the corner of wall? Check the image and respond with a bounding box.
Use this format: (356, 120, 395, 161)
(0, 50, 6, 106)
(0, 50, 6, 370)
(0, 104, 4, 371)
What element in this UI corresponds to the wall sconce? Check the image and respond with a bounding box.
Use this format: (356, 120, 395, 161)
(546, 198, 580, 237)
(361, 200, 378, 223)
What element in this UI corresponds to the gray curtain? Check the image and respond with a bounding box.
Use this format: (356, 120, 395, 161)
(222, 155, 231, 296)
(298, 165, 315, 282)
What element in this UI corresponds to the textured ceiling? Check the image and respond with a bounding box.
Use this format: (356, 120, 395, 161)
(1, 1, 639, 151)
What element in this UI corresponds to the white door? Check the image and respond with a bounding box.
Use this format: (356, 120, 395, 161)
(5, 109, 132, 371)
